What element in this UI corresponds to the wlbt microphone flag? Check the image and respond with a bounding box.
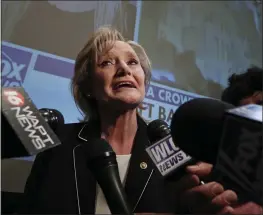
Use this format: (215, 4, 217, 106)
(146, 120, 192, 177)
(215, 104, 263, 205)
(2, 87, 61, 159)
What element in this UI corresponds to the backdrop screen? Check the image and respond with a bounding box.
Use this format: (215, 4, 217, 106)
(1, 1, 262, 161)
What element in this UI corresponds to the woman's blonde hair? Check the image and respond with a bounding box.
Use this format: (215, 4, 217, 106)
(71, 26, 151, 120)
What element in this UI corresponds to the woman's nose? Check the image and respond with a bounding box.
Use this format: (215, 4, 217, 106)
(115, 62, 132, 77)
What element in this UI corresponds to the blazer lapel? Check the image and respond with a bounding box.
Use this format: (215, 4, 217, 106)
(74, 144, 97, 215)
(125, 116, 155, 212)
(74, 121, 101, 214)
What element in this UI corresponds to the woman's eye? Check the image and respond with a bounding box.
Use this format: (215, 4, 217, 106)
(128, 59, 138, 65)
(99, 61, 112, 67)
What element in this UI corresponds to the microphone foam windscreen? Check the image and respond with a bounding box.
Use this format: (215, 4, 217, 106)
(171, 98, 234, 163)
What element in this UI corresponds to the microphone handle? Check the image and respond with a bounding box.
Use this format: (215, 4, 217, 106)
(96, 164, 133, 215)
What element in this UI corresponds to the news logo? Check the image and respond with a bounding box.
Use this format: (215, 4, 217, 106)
(2, 87, 61, 154)
(146, 135, 192, 176)
(214, 104, 263, 204)
(3, 89, 25, 106)
(234, 128, 262, 178)
(1, 44, 32, 87)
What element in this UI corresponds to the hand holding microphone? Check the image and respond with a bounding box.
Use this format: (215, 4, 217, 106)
(145, 118, 237, 214)
(178, 162, 238, 214)
(181, 162, 262, 214)
(170, 98, 262, 214)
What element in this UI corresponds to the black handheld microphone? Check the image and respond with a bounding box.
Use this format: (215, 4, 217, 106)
(170, 98, 263, 205)
(1, 87, 62, 159)
(146, 119, 194, 178)
(84, 139, 133, 215)
(39, 108, 64, 132)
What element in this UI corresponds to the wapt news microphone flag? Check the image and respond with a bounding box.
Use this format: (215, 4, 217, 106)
(2, 87, 61, 158)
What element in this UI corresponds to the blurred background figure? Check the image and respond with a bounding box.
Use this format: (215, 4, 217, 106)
(221, 66, 263, 106)
(138, 1, 262, 98)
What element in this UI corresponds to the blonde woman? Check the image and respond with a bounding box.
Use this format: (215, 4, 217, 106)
(21, 26, 245, 214)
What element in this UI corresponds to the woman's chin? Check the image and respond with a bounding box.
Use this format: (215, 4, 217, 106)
(114, 95, 143, 110)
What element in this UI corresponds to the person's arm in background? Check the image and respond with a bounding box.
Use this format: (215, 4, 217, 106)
(177, 162, 263, 214)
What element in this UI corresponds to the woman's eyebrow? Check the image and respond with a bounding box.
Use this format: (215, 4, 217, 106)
(99, 51, 138, 60)
(98, 53, 115, 62)
(126, 51, 138, 59)
(101, 53, 114, 58)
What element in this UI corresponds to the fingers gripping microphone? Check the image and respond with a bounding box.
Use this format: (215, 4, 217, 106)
(84, 139, 133, 215)
(170, 98, 263, 205)
(146, 119, 194, 178)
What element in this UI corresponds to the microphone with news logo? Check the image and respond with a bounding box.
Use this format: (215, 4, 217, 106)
(170, 98, 263, 205)
(2, 87, 62, 159)
(145, 119, 194, 178)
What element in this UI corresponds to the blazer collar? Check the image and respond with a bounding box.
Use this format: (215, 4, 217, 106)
(77, 115, 155, 212)
(77, 119, 101, 142)
(125, 116, 155, 212)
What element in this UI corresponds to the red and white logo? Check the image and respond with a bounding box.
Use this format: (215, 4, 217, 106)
(3, 89, 24, 106)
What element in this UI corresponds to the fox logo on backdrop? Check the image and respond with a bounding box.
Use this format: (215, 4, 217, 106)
(1, 44, 32, 87)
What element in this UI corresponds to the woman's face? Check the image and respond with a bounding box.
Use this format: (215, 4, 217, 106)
(91, 41, 145, 110)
